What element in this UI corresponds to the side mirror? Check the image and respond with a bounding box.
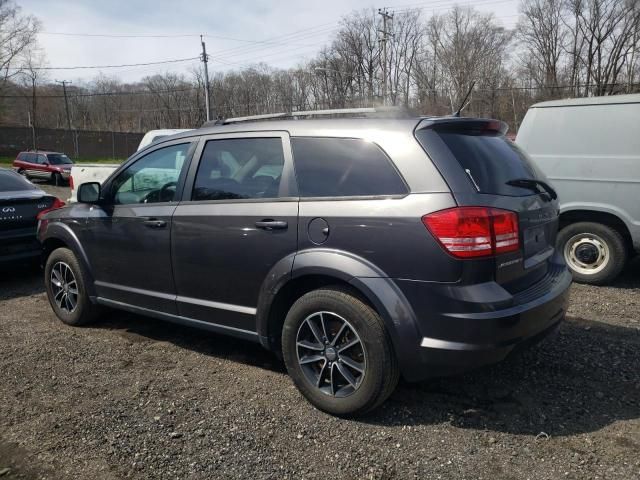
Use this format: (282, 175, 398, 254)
(77, 182, 101, 203)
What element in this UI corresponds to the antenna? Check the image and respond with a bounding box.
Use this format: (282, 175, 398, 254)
(453, 81, 476, 117)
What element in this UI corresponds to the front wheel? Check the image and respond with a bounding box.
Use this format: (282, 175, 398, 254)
(282, 287, 399, 416)
(44, 247, 102, 326)
(557, 222, 628, 285)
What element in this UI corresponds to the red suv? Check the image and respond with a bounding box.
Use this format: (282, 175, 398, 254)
(13, 151, 73, 185)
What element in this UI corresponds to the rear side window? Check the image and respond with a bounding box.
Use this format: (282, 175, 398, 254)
(291, 137, 407, 198)
(416, 127, 545, 196)
(192, 138, 285, 201)
(0, 170, 36, 191)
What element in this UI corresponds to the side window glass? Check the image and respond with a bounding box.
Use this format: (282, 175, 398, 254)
(26, 153, 36, 163)
(192, 138, 285, 201)
(291, 137, 408, 197)
(111, 143, 191, 205)
(38, 155, 47, 164)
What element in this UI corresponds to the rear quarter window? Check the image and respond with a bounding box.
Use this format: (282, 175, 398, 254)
(291, 137, 407, 198)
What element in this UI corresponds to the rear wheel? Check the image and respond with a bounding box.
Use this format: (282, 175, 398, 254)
(557, 222, 627, 285)
(45, 247, 102, 326)
(282, 287, 399, 416)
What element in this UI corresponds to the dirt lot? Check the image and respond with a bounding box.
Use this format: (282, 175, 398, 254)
(1, 184, 638, 479)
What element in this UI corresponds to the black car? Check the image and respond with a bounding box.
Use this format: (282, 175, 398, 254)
(37, 110, 572, 416)
(0, 168, 65, 265)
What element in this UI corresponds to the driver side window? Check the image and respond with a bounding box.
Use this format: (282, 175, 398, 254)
(112, 143, 191, 205)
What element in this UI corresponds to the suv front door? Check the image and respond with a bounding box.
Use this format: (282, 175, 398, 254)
(82, 141, 196, 312)
(171, 132, 298, 333)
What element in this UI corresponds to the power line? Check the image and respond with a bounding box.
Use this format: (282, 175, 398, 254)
(0, 86, 199, 99)
(8, 57, 199, 71)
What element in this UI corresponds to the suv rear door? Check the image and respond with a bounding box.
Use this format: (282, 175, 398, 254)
(171, 132, 298, 333)
(415, 119, 561, 293)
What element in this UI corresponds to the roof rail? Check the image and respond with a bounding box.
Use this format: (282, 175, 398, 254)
(202, 106, 410, 128)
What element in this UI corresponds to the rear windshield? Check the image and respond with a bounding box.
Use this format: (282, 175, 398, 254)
(417, 127, 545, 196)
(47, 154, 73, 165)
(0, 170, 36, 192)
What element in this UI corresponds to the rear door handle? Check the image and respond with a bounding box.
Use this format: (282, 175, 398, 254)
(255, 220, 288, 230)
(142, 218, 167, 229)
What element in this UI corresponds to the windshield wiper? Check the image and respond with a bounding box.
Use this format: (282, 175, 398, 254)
(506, 178, 557, 200)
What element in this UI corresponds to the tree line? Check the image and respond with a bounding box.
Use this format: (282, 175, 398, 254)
(0, 0, 638, 135)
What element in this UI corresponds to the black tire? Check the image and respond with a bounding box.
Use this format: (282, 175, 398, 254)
(282, 287, 399, 416)
(557, 222, 628, 285)
(44, 247, 102, 326)
(17, 168, 27, 178)
(52, 172, 62, 186)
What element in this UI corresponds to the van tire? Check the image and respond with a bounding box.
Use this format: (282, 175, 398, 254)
(281, 287, 399, 417)
(557, 222, 627, 285)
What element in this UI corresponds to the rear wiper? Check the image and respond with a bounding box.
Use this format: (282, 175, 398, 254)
(506, 178, 557, 200)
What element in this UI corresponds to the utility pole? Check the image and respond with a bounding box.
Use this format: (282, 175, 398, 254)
(378, 8, 393, 106)
(56, 80, 79, 158)
(200, 35, 212, 122)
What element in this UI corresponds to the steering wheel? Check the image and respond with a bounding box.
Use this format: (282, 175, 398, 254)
(142, 181, 177, 203)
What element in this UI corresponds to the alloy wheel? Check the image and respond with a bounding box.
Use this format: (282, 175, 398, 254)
(50, 261, 79, 313)
(296, 311, 367, 398)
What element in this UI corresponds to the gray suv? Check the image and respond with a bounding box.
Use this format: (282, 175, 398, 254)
(38, 111, 572, 416)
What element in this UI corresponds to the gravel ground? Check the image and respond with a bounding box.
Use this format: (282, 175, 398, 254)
(1, 184, 638, 479)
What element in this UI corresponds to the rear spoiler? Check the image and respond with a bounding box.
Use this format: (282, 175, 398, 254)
(416, 118, 509, 135)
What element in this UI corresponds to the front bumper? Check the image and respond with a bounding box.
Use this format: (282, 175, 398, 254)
(395, 260, 572, 381)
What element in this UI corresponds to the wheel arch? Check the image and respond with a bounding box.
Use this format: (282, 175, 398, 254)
(40, 222, 96, 297)
(256, 249, 422, 376)
(559, 208, 633, 253)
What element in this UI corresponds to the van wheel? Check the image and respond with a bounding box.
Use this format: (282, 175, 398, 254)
(282, 287, 399, 416)
(44, 247, 102, 326)
(558, 222, 627, 285)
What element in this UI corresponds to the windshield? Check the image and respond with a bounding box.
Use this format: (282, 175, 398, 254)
(47, 154, 73, 165)
(0, 170, 37, 192)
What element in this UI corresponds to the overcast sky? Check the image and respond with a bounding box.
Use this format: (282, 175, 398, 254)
(18, 0, 520, 84)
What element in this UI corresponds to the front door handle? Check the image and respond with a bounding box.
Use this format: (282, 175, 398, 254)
(143, 218, 167, 229)
(255, 220, 288, 230)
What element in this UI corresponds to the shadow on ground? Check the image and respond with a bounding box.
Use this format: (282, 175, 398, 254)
(368, 317, 640, 438)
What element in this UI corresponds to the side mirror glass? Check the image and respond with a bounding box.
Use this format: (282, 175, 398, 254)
(78, 182, 101, 203)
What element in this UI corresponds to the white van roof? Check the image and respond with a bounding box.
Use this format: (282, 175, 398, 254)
(530, 93, 640, 108)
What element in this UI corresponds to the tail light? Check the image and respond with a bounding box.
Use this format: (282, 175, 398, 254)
(37, 197, 66, 220)
(422, 207, 519, 258)
(69, 175, 74, 190)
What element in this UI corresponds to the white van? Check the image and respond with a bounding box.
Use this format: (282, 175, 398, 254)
(137, 129, 192, 151)
(517, 94, 640, 284)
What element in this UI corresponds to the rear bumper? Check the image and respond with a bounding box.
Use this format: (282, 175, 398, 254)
(395, 259, 572, 381)
(0, 230, 41, 264)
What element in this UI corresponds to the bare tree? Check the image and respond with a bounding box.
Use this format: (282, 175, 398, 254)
(518, 0, 566, 94)
(0, 1, 40, 93)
